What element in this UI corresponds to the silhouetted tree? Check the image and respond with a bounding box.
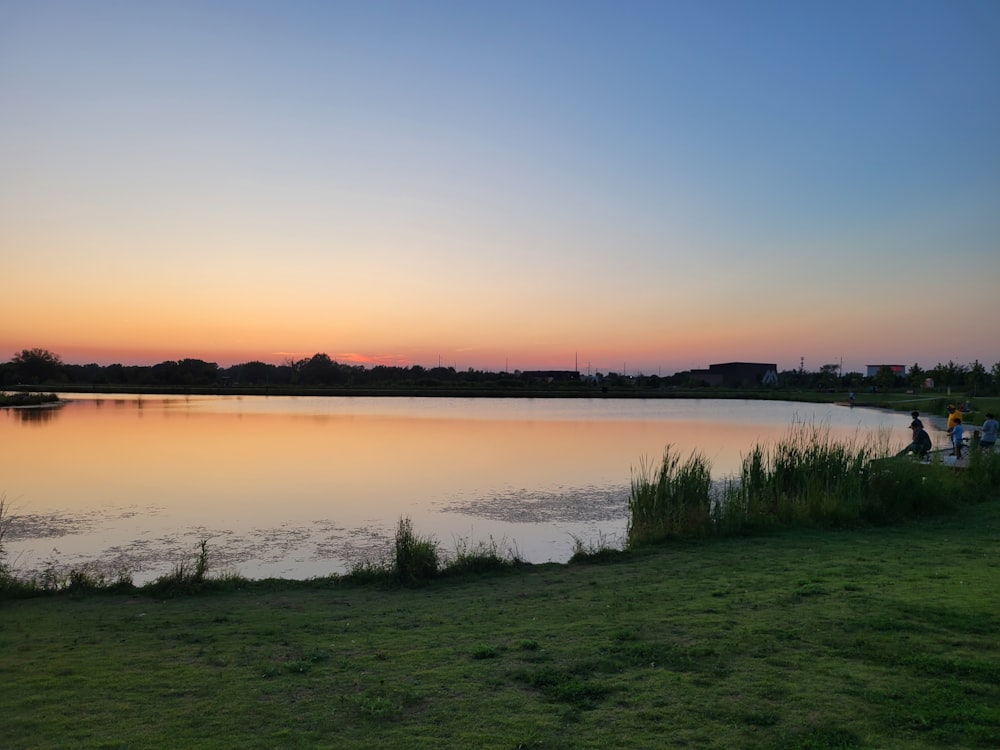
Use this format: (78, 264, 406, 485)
(299, 353, 345, 385)
(818, 363, 840, 388)
(235, 360, 273, 385)
(930, 361, 967, 391)
(10, 348, 64, 384)
(64, 363, 107, 384)
(151, 361, 180, 384)
(178, 359, 218, 385)
(967, 360, 987, 397)
(874, 365, 897, 391)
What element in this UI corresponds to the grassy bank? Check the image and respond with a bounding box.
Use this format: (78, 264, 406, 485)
(2, 501, 999, 749)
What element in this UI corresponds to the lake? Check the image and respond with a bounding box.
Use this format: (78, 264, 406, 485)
(1, 395, 918, 584)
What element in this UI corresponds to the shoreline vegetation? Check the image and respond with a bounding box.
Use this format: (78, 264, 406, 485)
(3, 482, 999, 747)
(0, 391, 61, 408)
(3, 390, 999, 747)
(2, 416, 998, 593)
(2, 395, 998, 593)
(3, 345, 997, 409)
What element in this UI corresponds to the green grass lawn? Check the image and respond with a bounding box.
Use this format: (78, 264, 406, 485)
(3, 501, 999, 749)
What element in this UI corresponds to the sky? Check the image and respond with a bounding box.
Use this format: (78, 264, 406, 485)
(1, 0, 998, 375)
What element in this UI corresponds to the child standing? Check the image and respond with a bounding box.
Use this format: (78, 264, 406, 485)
(952, 417, 965, 459)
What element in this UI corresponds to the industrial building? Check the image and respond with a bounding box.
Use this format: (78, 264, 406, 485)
(865, 364, 907, 377)
(689, 362, 778, 388)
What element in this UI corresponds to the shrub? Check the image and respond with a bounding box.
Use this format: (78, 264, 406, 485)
(344, 557, 392, 585)
(471, 643, 499, 659)
(861, 459, 954, 523)
(443, 535, 522, 575)
(394, 517, 438, 586)
(143, 539, 216, 595)
(962, 448, 1000, 502)
(568, 531, 625, 563)
(0, 392, 59, 407)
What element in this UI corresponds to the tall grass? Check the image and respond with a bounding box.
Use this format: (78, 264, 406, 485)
(393, 517, 439, 585)
(138, 539, 216, 596)
(626, 447, 714, 546)
(963, 446, 1000, 501)
(349, 524, 523, 584)
(627, 423, 993, 548)
(444, 534, 523, 575)
(722, 423, 883, 531)
(0, 493, 12, 585)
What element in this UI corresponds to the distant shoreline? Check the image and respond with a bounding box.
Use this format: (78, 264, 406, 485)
(7, 383, 847, 401)
(5, 385, 989, 425)
(5, 401, 66, 410)
(0, 392, 63, 409)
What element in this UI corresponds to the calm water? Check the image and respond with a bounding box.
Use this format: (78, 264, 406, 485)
(2, 395, 918, 583)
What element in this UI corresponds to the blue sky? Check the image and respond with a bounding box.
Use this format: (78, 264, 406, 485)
(1, 0, 998, 373)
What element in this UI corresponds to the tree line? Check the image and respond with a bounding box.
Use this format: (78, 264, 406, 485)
(3, 348, 999, 395)
(778, 360, 1000, 395)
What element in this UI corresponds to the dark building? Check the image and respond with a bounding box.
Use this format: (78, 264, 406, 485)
(520, 370, 581, 383)
(865, 364, 906, 378)
(689, 362, 778, 388)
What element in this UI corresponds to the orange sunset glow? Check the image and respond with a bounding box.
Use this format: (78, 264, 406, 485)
(2, 3, 998, 374)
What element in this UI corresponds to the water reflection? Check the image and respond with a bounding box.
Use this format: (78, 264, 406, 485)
(4, 404, 64, 424)
(2, 395, 903, 583)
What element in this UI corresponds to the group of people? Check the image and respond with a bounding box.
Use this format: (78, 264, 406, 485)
(897, 406, 998, 460)
(945, 404, 1000, 458)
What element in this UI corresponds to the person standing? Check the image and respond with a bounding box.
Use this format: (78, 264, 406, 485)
(980, 413, 998, 450)
(952, 417, 965, 458)
(946, 404, 961, 435)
